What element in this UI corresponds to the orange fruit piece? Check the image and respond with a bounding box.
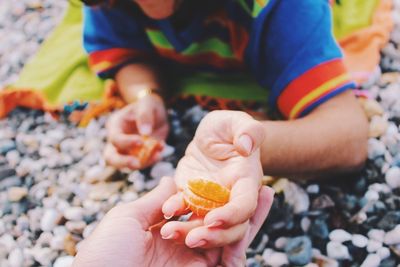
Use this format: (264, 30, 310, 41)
(129, 136, 163, 166)
(183, 178, 230, 216)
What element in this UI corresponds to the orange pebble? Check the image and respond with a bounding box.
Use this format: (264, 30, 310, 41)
(129, 136, 163, 166)
(183, 178, 230, 216)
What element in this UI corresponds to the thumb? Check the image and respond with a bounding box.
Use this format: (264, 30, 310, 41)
(136, 102, 155, 136)
(131, 176, 177, 229)
(232, 114, 265, 157)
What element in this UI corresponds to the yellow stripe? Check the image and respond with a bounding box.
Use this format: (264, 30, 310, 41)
(289, 74, 350, 119)
(92, 61, 112, 73)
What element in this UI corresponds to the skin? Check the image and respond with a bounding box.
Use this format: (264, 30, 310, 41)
(102, 0, 369, 254)
(73, 177, 274, 267)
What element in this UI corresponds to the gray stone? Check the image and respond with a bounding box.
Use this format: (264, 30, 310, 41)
(285, 236, 312, 265)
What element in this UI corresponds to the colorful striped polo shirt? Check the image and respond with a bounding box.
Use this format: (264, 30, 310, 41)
(83, 0, 355, 119)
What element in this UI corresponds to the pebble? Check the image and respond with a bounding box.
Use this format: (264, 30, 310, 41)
(385, 167, 400, 188)
(360, 253, 381, 267)
(8, 248, 23, 267)
(89, 181, 124, 201)
(384, 225, 400, 245)
(40, 209, 61, 232)
(329, 229, 352, 242)
(367, 239, 383, 253)
(352, 234, 369, 248)
(283, 182, 310, 214)
(53, 256, 75, 267)
(274, 237, 287, 250)
(369, 116, 388, 138)
(64, 207, 84, 221)
(7, 186, 28, 202)
(284, 236, 312, 265)
(262, 249, 289, 267)
(377, 247, 391, 260)
(306, 184, 319, 194)
(65, 221, 86, 235)
(368, 229, 385, 242)
(377, 212, 400, 231)
(150, 161, 175, 180)
(326, 241, 351, 260)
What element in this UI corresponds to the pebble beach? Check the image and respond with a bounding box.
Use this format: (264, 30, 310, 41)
(1, 1, 400, 266)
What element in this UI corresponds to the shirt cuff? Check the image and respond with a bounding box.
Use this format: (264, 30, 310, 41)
(88, 48, 143, 78)
(277, 58, 356, 119)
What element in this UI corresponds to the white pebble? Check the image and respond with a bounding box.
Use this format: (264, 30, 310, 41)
(329, 229, 352, 243)
(64, 207, 84, 221)
(367, 240, 383, 253)
(360, 254, 381, 267)
(384, 225, 400, 245)
(301, 217, 311, 232)
(377, 247, 391, 260)
(327, 241, 351, 260)
(385, 167, 400, 188)
(8, 248, 23, 267)
(365, 190, 380, 202)
(40, 209, 60, 232)
(53, 256, 75, 267)
(262, 249, 289, 267)
(352, 234, 369, 248)
(274, 237, 288, 250)
(150, 161, 175, 180)
(368, 229, 385, 242)
(306, 184, 319, 194)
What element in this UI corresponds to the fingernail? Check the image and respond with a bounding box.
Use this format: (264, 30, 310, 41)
(164, 214, 174, 220)
(162, 232, 177, 240)
(206, 220, 223, 228)
(189, 240, 207, 248)
(238, 134, 253, 155)
(139, 124, 152, 136)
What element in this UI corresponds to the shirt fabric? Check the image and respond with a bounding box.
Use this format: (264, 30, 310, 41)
(83, 0, 355, 119)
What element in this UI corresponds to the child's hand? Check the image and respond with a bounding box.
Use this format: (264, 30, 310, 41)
(161, 111, 271, 248)
(104, 94, 169, 169)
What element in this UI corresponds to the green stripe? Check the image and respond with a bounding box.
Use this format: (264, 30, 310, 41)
(146, 29, 236, 59)
(182, 38, 235, 58)
(253, 0, 270, 17)
(146, 29, 174, 49)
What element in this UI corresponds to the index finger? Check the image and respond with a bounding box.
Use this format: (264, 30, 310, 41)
(109, 133, 143, 152)
(203, 177, 259, 228)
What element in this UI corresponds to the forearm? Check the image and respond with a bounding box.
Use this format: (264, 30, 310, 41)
(115, 64, 161, 103)
(260, 91, 369, 179)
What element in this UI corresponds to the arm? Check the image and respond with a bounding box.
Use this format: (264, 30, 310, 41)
(260, 91, 368, 179)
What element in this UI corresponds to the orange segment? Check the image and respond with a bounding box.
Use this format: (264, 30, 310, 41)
(188, 178, 230, 203)
(184, 178, 231, 216)
(129, 136, 163, 166)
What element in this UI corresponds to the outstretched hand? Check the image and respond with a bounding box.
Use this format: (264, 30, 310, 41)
(73, 176, 274, 267)
(161, 111, 270, 251)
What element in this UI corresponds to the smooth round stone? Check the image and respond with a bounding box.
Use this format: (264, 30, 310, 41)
(284, 236, 312, 266)
(368, 139, 386, 159)
(310, 219, 329, 239)
(7, 186, 28, 202)
(8, 248, 23, 267)
(262, 249, 289, 267)
(368, 229, 385, 242)
(274, 237, 288, 250)
(50, 235, 65, 251)
(367, 240, 383, 253)
(360, 253, 381, 267)
(40, 209, 61, 232)
(385, 167, 400, 189)
(53, 256, 74, 267)
(282, 181, 310, 214)
(365, 190, 380, 202)
(377, 247, 391, 260)
(150, 161, 175, 180)
(306, 184, 319, 194)
(352, 234, 369, 248)
(377, 212, 400, 231)
(301, 217, 311, 232)
(326, 241, 351, 260)
(65, 220, 86, 235)
(31, 247, 57, 266)
(64, 207, 84, 221)
(384, 225, 400, 245)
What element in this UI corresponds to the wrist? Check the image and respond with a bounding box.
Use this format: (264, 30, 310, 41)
(123, 84, 162, 103)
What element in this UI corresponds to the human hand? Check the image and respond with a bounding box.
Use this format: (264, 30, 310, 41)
(73, 177, 274, 267)
(104, 94, 169, 169)
(161, 111, 268, 249)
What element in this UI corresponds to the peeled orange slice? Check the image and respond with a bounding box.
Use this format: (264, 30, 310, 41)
(129, 136, 163, 166)
(183, 178, 230, 216)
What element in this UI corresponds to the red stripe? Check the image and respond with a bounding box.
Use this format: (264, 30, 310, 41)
(156, 48, 244, 70)
(89, 48, 145, 71)
(277, 59, 348, 117)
